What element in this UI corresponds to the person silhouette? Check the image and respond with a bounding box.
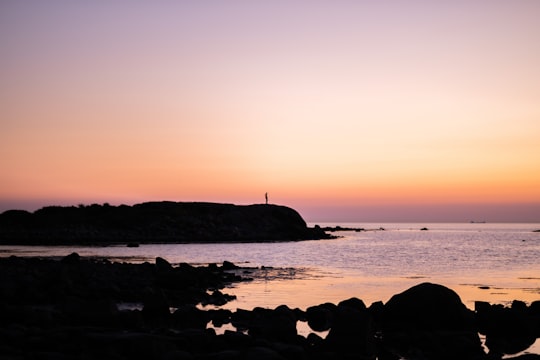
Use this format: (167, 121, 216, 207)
(265, 192, 268, 205)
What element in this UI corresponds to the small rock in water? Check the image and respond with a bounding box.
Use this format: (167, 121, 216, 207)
(222, 260, 239, 270)
(62, 252, 80, 263)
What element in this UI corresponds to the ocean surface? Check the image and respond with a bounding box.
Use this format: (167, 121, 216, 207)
(2, 222, 539, 354)
(2, 222, 538, 308)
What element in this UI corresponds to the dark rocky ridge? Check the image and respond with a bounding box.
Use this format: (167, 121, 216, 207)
(0, 201, 332, 244)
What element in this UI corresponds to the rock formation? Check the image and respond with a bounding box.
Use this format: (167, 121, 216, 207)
(0, 201, 332, 244)
(1, 256, 538, 360)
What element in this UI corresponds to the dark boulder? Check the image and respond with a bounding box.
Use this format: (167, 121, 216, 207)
(325, 298, 375, 357)
(338, 297, 367, 311)
(247, 305, 297, 342)
(142, 289, 171, 327)
(156, 257, 173, 273)
(201, 290, 236, 307)
(208, 309, 232, 328)
(61, 252, 80, 264)
(531, 300, 540, 337)
(475, 300, 537, 357)
(58, 296, 119, 327)
(306, 302, 336, 332)
(222, 261, 239, 270)
(231, 308, 252, 333)
(384, 283, 475, 332)
(221, 329, 253, 348)
(171, 305, 208, 330)
(382, 282, 484, 360)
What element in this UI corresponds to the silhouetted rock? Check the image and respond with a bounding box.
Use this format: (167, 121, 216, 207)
(382, 282, 484, 360)
(171, 305, 208, 330)
(208, 309, 232, 328)
(475, 300, 537, 357)
(222, 260, 239, 270)
(0, 202, 333, 244)
(306, 302, 337, 332)
(245, 305, 298, 342)
(61, 251, 80, 263)
(325, 298, 374, 357)
(156, 256, 173, 272)
(1, 256, 538, 359)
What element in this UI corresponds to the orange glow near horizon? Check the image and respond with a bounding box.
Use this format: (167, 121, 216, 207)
(1, 1, 540, 221)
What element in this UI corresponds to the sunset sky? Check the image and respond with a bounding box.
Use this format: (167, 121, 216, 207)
(1, 1, 539, 222)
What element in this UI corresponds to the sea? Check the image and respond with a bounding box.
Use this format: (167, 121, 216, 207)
(1, 222, 539, 354)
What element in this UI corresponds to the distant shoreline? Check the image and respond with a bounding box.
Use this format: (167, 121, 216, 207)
(0, 201, 333, 245)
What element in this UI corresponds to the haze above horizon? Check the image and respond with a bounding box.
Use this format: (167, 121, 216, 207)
(1, 1, 539, 222)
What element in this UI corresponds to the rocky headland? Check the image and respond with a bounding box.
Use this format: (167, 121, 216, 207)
(0, 202, 332, 244)
(1, 255, 539, 360)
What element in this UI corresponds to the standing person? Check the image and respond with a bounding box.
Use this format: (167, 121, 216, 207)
(265, 192, 268, 205)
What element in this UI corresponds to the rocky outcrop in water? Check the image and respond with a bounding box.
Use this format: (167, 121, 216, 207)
(0, 201, 332, 244)
(1, 256, 539, 359)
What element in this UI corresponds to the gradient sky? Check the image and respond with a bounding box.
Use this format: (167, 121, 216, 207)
(1, 1, 539, 222)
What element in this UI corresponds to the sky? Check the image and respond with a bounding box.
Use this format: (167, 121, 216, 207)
(1, 1, 539, 222)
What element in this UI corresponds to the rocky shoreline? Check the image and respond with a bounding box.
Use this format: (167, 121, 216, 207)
(1, 255, 539, 360)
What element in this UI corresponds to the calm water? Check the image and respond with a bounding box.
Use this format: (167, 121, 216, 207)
(2, 222, 539, 309)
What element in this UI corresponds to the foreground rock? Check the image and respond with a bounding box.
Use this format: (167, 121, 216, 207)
(0, 256, 538, 360)
(476, 300, 540, 357)
(0, 201, 332, 244)
(382, 283, 484, 360)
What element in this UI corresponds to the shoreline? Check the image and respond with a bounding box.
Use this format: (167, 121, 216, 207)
(1, 254, 538, 359)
